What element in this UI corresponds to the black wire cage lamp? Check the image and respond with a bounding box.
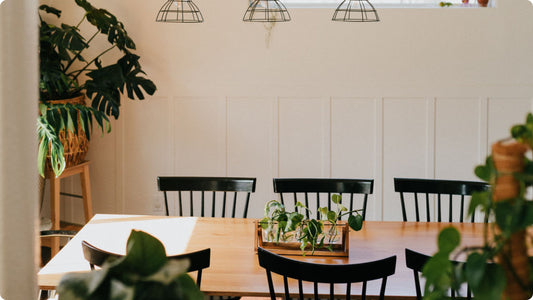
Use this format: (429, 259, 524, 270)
(243, 0, 291, 22)
(156, 0, 204, 23)
(332, 0, 379, 22)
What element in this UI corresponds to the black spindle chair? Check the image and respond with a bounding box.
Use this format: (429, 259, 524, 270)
(394, 178, 490, 222)
(157, 176, 256, 218)
(273, 178, 374, 220)
(405, 248, 472, 300)
(257, 247, 396, 300)
(82, 240, 210, 287)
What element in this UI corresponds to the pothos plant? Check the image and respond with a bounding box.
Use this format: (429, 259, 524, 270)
(260, 194, 364, 255)
(57, 230, 203, 300)
(38, 0, 156, 177)
(422, 113, 533, 300)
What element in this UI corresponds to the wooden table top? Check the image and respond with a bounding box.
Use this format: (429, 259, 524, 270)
(38, 214, 484, 299)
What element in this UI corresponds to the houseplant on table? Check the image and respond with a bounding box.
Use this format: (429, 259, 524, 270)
(422, 113, 533, 300)
(57, 230, 203, 300)
(258, 194, 364, 255)
(38, 0, 156, 177)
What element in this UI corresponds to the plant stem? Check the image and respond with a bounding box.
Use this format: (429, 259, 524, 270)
(64, 30, 99, 72)
(71, 45, 117, 82)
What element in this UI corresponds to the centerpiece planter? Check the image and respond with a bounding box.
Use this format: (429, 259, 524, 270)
(255, 196, 363, 257)
(254, 220, 350, 257)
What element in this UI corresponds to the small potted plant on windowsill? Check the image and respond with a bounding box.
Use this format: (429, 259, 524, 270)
(38, 0, 156, 177)
(422, 113, 533, 300)
(256, 194, 364, 256)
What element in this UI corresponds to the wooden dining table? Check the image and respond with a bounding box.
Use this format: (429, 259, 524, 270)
(38, 214, 485, 299)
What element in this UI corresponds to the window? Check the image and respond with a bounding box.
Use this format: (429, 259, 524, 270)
(283, 0, 491, 8)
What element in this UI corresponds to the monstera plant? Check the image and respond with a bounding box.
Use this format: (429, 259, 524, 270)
(38, 0, 156, 177)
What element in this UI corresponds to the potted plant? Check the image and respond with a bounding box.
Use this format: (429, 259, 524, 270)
(38, 0, 156, 177)
(422, 113, 533, 300)
(258, 194, 364, 255)
(57, 230, 203, 299)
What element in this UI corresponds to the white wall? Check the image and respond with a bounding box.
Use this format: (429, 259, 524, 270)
(47, 0, 533, 223)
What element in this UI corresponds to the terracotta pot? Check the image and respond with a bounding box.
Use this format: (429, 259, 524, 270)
(491, 141, 532, 300)
(43, 95, 90, 173)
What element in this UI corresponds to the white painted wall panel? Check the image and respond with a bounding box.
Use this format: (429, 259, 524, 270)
(227, 98, 277, 218)
(278, 98, 330, 178)
(435, 98, 485, 181)
(383, 98, 432, 221)
(435, 98, 486, 222)
(331, 98, 380, 220)
(174, 97, 227, 176)
(123, 97, 173, 214)
(488, 98, 533, 146)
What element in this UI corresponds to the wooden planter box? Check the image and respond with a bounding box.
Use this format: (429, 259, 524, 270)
(254, 220, 349, 257)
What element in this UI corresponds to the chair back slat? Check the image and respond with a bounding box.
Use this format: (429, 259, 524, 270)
(157, 177, 256, 218)
(258, 247, 396, 300)
(273, 178, 374, 221)
(394, 178, 489, 223)
(405, 248, 472, 300)
(81, 240, 210, 287)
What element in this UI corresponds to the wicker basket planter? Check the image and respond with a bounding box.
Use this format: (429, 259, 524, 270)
(43, 95, 89, 173)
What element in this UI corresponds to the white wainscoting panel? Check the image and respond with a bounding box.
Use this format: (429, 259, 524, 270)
(173, 97, 227, 176)
(383, 98, 434, 221)
(227, 97, 278, 218)
(331, 97, 380, 221)
(278, 98, 330, 178)
(488, 98, 533, 146)
(434, 98, 487, 181)
(60, 95, 533, 225)
(123, 97, 173, 215)
(434, 98, 487, 222)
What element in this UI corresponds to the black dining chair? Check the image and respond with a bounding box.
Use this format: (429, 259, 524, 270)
(81, 240, 211, 287)
(405, 248, 471, 300)
(273, 178, 374, 220)
(257, 247, 396, 300)
(157, 176, 257, 218)
(394, 178, 490, 222)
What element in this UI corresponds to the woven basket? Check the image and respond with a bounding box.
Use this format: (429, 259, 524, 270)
(44, 95, 90, 173)
(492, 140, 532, 300)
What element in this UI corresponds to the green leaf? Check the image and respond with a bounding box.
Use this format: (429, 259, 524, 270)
(422, 252, 453, 296)
(464, 252, 487, 290)
(470, 264, 506, 300)
(331, 194, 341, 204)
(117, 230, 167, 276)
(474, 156, 494, 182)
(348, 214, 363, 231)
(468, 191, 490, 218)
(39, 4, 62, 18)
(437, 227, 460, 255)
(289, 213, 304, 229)
(318, 207, 329, 219)
(327, 211, 337, 223)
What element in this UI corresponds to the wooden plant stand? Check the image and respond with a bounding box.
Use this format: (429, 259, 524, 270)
(44, 161, 93, 256)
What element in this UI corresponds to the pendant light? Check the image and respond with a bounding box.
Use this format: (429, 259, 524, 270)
(156, 0, 204, 23)
(243, 0, 291, 22)
(332, 0, 379, 22)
